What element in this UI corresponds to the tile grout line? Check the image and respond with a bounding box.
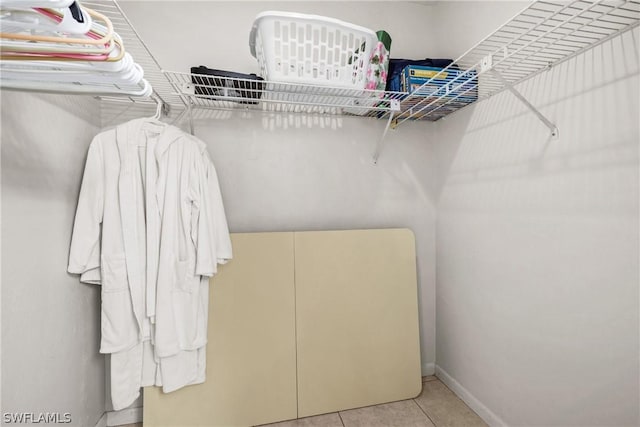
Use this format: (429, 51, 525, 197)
(418, 379, 487, 426)
(432, 377, 487, 422)
(413, 395, 439, 427)
(337, 411, 346, 427)
(293, 233, 299, 419)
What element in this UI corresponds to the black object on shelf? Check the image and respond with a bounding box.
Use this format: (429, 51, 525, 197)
(190, 66, 264, 104)
(385, 58, 455, 92)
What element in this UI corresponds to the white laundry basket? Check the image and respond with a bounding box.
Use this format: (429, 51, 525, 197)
(249, 11, 377, 89)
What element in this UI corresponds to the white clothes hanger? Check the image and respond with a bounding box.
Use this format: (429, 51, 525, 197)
(1, 28, 121, 57)
(0, 0, 74, 9)
(152, 93, 164, 121)
(0, 62, 144, 85)
(0, 6, 92, 35)
(0, 51, 135, 74)
(1, 76, 152, 96)
(0, 1, 153, 99)
(1, 5, 115, 52)
(1, 38, 116, 56)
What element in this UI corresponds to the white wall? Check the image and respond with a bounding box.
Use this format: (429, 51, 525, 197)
(196, 111, 438, 369)
(1, 92, 106, 426)
(118, 0, 441, 377)
(12, 1, 631, 425)
(120, 1, 439, 75)
(430, 1, 529, 59)
(433, 3, 640, 425)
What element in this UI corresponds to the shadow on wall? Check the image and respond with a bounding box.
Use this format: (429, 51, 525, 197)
(21, 91, 102, 124)
(1, 92, 101, 200)
(190, 108, 347, 132)
(101, 98, 350, 133)
(186, 111, 437, 231)
(100, 98, 436, 210)
(435, 29, 640, 209)
(101, 99, 156, 129)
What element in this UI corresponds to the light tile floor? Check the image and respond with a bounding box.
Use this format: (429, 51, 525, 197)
(259, 376, 488, 427)
(120, 377, 487, 427)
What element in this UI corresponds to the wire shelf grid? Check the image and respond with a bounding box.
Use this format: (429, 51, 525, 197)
(82, 0, 184, 107)
(164, 70, 407, 118)
(162, 0, 639, 125)
(6, 0, 636, 124)
(395, 0, 640, 125)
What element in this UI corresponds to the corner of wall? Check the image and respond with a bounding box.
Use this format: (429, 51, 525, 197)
(435, 365, 507, 427)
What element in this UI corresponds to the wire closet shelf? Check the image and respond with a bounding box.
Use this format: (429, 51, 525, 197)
(163, 71, 405, 118)
(163, 0, 640, 126)
(81, 0, 182, 108)
(396, 0, 640, 125)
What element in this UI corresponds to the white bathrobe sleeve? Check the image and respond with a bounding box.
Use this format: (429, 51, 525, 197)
(192, 148, 232, 277)
(68, 138, 104, 284)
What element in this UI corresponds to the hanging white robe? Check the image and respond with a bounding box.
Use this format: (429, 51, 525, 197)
(68, 117, 232, 410)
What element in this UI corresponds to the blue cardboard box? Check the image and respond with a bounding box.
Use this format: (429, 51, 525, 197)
(402, 65, 477, 100)
(400, 65, 478, 120)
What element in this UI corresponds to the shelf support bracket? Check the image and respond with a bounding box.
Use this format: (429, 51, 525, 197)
(373, 99, 401, 164)
(151, 92, 170, 119)
(187, 100, 194, 135)
(170, 107, 188, 127)
(491, 70, 558, 138)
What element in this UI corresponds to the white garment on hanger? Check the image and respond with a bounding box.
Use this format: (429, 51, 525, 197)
(68, 117, 232, 410)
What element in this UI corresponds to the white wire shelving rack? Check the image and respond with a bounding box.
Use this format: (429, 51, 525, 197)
(162, 70, 405, 128)
(2, 0, 638, 159)
(160, 0, 639, 160)
(394, 0, 640, 130)
(70, 0, 182, 111)
(0, 0, 179, 111)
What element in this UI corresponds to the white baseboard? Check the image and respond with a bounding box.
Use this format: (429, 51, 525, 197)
(435, 365, 507, 427)
(106, 406, 142, 426)
(422, 362, 435, 376)
(94, 412, 107, 427)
